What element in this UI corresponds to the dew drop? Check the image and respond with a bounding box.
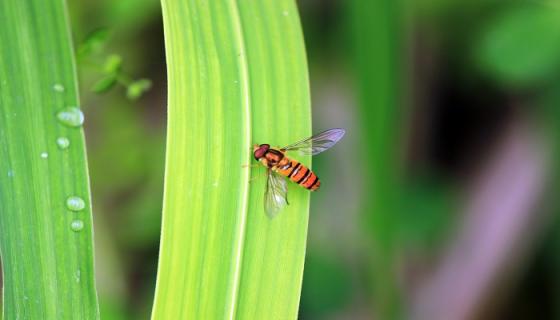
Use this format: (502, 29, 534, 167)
(66, 196, 85, 211)
(56, 137, 70, 149)
(40, 152, 48, 159)
(283, 10, 289, 16)
(56, 107, 84, 128)
(70, 220, 84, 232)
(53, 84, 65, 92)
(7, 170, 14, 178)
(75, 269, 81, 282)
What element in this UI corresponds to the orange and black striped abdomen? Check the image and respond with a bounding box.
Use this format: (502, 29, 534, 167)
(275, 158, 321, 191)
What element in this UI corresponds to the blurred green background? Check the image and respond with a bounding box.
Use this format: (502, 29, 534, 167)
(67, 0, 560, 319)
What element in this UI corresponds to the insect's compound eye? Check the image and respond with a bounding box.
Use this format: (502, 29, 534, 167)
(253, 144, 270, 160)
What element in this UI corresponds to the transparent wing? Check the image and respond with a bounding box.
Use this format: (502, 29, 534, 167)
(282, 128, 346, 156)
(264, 169, 289, 218)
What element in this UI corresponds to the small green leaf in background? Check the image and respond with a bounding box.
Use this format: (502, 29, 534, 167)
(78, 29, 152, 99)
(475, 4, 560, 86)
(103, 54, 123, 73)
(91, 74, 118, 93)
(0, 0, 99, 318)
(151, 0, 311, 319)
(126, 78, 152, 100)
(77, 27, 112, 59)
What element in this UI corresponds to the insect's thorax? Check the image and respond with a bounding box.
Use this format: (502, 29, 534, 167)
(260, 148, 287, 168)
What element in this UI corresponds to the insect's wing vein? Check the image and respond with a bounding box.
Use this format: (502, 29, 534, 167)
(282, 128, 345, 156)
(264, 169, 288, 218)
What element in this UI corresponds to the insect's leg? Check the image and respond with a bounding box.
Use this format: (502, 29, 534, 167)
(241, 163, 260, 168)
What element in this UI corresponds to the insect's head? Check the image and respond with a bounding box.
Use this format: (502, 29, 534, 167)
(253, 144, 270, 160)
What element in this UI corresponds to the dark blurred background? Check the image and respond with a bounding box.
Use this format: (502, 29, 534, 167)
(69, 0, 560, 319)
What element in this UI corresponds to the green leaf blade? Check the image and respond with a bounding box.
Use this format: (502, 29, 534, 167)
(236, 1, 311, 318)
(152, 1, 251, 318)
(151, 0, 311, 319)
(0, 0, 99, 319)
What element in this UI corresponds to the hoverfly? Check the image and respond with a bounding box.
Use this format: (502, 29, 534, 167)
(252, 128, 346, 217)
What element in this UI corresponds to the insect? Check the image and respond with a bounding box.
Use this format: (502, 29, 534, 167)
(252, 128, 346, 218)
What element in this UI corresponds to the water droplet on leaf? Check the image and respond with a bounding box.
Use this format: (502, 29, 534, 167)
(53, 84, 65, 92)
(66, 196, 85, 211)
(56, 107, 84, 127)
(71, 220, 84, 232)
(40, 152, 48, 159)
(56, 137, 70, 149)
